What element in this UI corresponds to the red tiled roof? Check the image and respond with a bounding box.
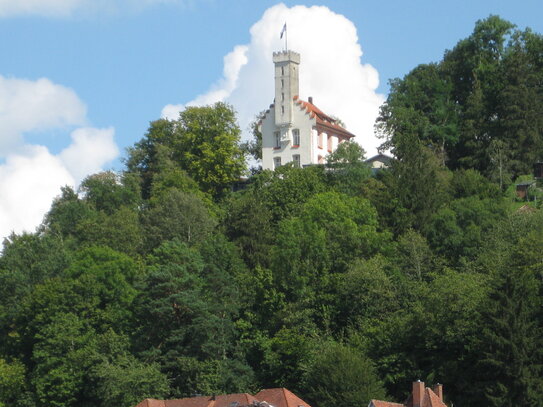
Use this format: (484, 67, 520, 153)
(135, 390, 310, 407)
(254, 388, 312, 407)
(135, 400, 166, 407)
(422, 388, 446, 407)
(293, 96, 355, 140)
(370, 400, 404, 407)
(137, 394, 259, 407)
(372, 386, 447, 407)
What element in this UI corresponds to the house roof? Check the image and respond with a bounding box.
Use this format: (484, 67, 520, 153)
(255, 388, 312, 407)
(136, 394, 259, 407)
(135, 389, 311, 407)
(422, 388, 446, 407)
(293, 96, 355, 139)
(371, 385, 447, 407)
(370, 400, 404, 407)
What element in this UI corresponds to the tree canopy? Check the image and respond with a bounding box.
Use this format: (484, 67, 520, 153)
(2, 15, 543, 407)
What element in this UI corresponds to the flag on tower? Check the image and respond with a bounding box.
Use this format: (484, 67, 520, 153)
(280, 23, 287, 39)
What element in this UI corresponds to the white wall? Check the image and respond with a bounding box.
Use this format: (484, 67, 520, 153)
(261, 103, 316, 170)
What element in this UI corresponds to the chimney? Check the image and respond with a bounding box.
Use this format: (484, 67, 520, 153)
(308, 96, 313, 104)
(433, 384, 443, 401)
(413, 380, 425, 407)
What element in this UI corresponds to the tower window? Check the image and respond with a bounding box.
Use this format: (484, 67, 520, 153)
(292, 129, 300, 146)
(281, 66, 284, 75)
(281, 105, 285, 115)
(282, 92, 284, 101)
(281, 79, 284, 89)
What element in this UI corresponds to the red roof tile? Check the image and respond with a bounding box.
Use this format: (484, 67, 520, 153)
(254, 388, 312, 407)
(370, 400, 404, 407)
(137, 394, 259, 407)
(372, 385, 447, 407)
(422, 388, 446, 407)
(135, 400, 166, 407)
(293, 97, 355, 140)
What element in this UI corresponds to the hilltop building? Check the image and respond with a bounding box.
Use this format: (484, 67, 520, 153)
(260, 50, 356, 170)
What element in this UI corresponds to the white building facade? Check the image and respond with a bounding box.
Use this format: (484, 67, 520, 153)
(261, 50, 355, 170)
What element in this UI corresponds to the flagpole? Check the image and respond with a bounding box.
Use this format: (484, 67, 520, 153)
(285, 25, 288, 50)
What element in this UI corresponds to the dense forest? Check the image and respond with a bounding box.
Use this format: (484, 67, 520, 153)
(1, 15, 543, 407)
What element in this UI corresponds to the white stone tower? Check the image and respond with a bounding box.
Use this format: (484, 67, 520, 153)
(273, 50, 300, 128)
(260, 50, 355, 170)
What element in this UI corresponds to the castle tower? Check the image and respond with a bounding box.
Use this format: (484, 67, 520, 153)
(260, 50, 355, 171)
(273, 50, 300, 127)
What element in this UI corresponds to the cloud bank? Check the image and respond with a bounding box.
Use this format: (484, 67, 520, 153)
(162, 3, 385, 155)
(0, 76, 118, 241)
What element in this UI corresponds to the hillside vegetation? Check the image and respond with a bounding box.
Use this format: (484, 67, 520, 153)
(1, 16, 543, 407)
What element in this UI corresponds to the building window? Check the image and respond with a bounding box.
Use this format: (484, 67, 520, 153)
(292, 129, 300, 146)
(274, 131, 280, 148)
(318, 132, 323, 149)
(281, 105, 285, 115)
(327, 134, 333, 152)
(274, 157, 282, 169)
(293, 154, 300, 168)
(282, 92, 285, 101)
(281, 66, 284, 75)
(281, 79, 284, 89)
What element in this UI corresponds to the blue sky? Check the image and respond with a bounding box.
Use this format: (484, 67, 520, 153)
(1, 0, 542, 239)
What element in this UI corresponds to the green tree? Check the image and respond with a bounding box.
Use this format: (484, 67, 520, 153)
(31, 312, 97, 407)
(388, 134, 452, 232)
(126, 103, 246, 199)
(427, 196, 508, 263)
(79, 171, 140, 214)
(376, 63, 458, 163)
(253, 165, 327, 224)
(93, 355, 169, 407)
(477, 267, 543, 406)
(335, 255, 399, 329)
(325, 141, 371, 195)
(142, 189, 217, 251)
(0, 358, 26, 407)
(223, 191, 275, 269)
(241, 110, 265, 162)
(301, 341, 387, 407)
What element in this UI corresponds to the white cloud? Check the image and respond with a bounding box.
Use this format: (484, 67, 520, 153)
(0, 76, 119, 241)
(0, 146, 74, 239)
(0, 0, 182, 17)
(0, 75, 87, 155)
(162, 45, 249, 120)
(59, 127, 118, 184)
(162, 3, 385, 155)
